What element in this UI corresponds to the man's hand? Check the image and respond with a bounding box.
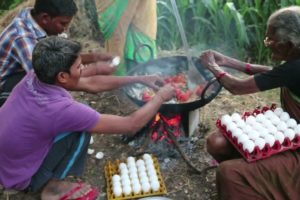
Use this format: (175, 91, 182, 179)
(139, 75, 165, 90)
(156, 84, 175, 102)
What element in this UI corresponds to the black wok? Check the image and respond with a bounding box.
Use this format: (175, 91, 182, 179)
(123, 56, 222, 113)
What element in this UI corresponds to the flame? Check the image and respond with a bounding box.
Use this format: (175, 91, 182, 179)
(150, 113, 183, 144)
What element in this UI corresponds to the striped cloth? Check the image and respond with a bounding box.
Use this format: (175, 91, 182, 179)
(0, 8, 46, 87)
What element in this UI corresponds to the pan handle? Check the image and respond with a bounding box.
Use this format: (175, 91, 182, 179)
(200, 78, 219, 102)
(133, 44, 154, 63)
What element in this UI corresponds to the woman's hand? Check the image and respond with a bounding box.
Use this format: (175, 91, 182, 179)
(200, 50, 219, 70)
(156, 84, 175, 102)
(200, 50, 229, 67)
(139, 75, 165, 90)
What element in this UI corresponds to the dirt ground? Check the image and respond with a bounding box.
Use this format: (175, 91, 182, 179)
(0, 79, 280, 200)
(0, 1, 281, 200)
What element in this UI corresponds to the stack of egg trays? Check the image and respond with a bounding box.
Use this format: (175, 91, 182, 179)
(105, 156, 168, 200)
(216, 104, 300, 162)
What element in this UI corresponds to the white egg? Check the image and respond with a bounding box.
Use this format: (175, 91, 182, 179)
(262, 119, 273, 128)
(277, 121, 288, 132)
(129, 172, 138, 180)
(111, 56, 121, 66)
(147, 168, 157, 177)
(136, 159, 145, 167)
(255, 113, 266, 123)
(294, 125, 300, 136)
(221, 114, 232, 126)
(264, 110, 275, 119)
(231, 128, 243, 139)
(140, 176, 149, 184)
(143, 153, 152, 161)
(127, 162, 136, 169)
(149, 175, 159, 183)
(231, 113, 242, 122)
(121, 174, 130, 182)
(95, 152, 104, 159)
(113, 181, 122, 189)
(284, 129, 295, 141)
(129, 168, 138, 176)
(141, 182, 151, 193)
(112, 175, 121, 183)
(266, 124, 277, 135)
(247, 130, 260, 140)
(132, 182, 141, 194)
(274, 107, 284, 116)
(137, 165, 146, 173)
(120, 168, 129, 176)
(150, 180, 160, 192)
(252, 122, 264, 131)
(119, 163, 128, 171)
(121, 178, 131, 187)
(138, 171, 148, 179)
(122, 185, 132, 196)
(280, 112, 290, 122)
(254, 137, 266, 150)
(226, 122, 237, 132)
(87, 148, 94, 155)
(242, 125, 253, 134)
(235, 119, 246, 128)
(270, 115, 281, 125)
(274, 132, 285, 144)
(113, 185, 122, 197)
(243, 140, 255, 153)
(145, 159, 154, 167)
(146, 165, 156, 172)
(131, 178, 140, 185)
(89, 136, 94, 145)
(127, 156, 135, 164)
(246, 116, 256, 125)
(264, 134, 275, 147)
(258, 127, 269, 138)
(286, 118, 297, 128)
(238, 134, 249, 145)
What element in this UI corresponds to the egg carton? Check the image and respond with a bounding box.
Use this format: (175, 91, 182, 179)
(105, 155, 167, 200)
(216, 104, 300, 162)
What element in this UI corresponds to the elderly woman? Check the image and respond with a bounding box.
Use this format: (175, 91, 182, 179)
(200, 6, 300, 200)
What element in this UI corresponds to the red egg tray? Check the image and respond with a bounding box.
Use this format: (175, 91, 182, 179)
(216, 104, 300, 162)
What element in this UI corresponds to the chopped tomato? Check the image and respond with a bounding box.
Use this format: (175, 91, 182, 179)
(195, 85, 205, 96)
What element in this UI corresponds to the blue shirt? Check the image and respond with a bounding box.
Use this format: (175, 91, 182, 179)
(0, 8, 46, 87)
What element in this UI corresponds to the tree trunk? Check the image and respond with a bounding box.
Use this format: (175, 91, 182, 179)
(70, 0, 105, 46)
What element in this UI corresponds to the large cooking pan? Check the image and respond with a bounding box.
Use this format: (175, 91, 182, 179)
(123, 55, 222, 113)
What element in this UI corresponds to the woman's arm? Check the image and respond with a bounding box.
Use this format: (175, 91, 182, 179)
(200, 50, 261, 95)
(207, 50, 272, 75)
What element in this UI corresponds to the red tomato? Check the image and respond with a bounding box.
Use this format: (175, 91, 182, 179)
(195, 85, 205, 96)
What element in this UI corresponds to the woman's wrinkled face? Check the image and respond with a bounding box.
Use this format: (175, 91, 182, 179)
(265, 25, 292, 61)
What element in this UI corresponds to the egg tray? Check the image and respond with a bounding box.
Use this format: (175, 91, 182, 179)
(216, 105, 300, 162)
(105, 156, 167, 200)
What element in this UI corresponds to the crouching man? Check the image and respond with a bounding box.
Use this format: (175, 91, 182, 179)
(0, 36, 175, 200)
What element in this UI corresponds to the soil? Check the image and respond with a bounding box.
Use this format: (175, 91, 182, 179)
(0, 1, 281, 200)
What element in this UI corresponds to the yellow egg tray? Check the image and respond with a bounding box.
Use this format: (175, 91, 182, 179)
(105, 156, 168, 200)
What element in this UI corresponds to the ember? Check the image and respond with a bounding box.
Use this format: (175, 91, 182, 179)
(151, 113, 183, 144)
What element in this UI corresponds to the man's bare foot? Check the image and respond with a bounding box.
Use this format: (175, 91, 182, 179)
(41, 179, 93, 200)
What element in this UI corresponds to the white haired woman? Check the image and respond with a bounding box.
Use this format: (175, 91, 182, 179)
(201, 6, 300, 200)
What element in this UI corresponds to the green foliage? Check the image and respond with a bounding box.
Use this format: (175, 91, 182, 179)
(0, 0, 22, 17)
(157, 0, 300, 64)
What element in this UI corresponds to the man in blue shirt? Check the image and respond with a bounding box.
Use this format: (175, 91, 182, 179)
(0, 0, 116, 106)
